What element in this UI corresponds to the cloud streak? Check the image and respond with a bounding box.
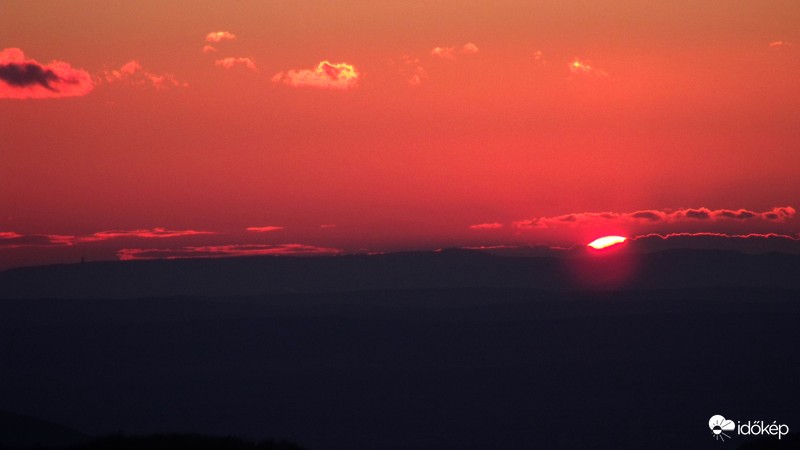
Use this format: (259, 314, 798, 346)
(469, 223, 503, 230)
(0, 228, 215, 249)
(0, 48, 94, 99)
(512, 206, 795, 229)
(392, 55, 428, 86)
(272, 61, 359, 90)
(431, 42, 479, 60)
(80, 228, 214, 242)
(118, 244, 341, 261)
(205, 31, 237, 43)
(214, 57, 258, 71)
(102, 60, 188, 89)
(569, 58, 608, 77)
(246, 226, 283, 233)
(769, 40, 793, 50)
(0, 232, 75, 248)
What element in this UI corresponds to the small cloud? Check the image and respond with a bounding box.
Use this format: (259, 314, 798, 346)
(246, 226, 283, 232)
(462, 42, 480, 54)
(408, 65, 428, 86)
(569, 58, 608, 77)
(769, 40, 793, 50)
(390, 55, 427, 86)
(214, 57, 258, 72)
(0, 48, 94, 99)
(202, 45, 218, 54)
(205, 31, 237, 43)
(118, 243, 341, 260)
(533, 50, 545, 63)
(469, 222, 503, 230)
(102, 60, 188, 89)
(272, 60, 359, 90)
(431, 42, 480, 60)
(320, 224, 337, 228)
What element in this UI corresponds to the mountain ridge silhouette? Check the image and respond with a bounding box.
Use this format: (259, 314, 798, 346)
(0, 248, 798, 299)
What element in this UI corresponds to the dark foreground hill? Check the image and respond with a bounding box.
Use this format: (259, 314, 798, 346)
(0, 428, 304, 450)
(0, 248, 799, 299)
(0, 411, 87, 448)
(1, 285, 799, 450)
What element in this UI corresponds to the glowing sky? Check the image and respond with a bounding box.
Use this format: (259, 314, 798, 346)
(1, 0, 799, 268)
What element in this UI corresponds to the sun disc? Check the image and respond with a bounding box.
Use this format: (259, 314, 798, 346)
(588, 235, 627, 250)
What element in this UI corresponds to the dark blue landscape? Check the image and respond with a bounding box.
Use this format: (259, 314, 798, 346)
(1, 249, 798, 449)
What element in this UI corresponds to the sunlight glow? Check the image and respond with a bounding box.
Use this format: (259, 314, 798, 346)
(588, 235, 627, 249)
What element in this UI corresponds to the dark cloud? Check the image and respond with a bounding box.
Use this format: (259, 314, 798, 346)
(628, 211, 664, 221)
(0, 63, 61, 90)
(0, 48, 93, 99)
(511, 219, 543, 229)
(718, 210, 757, 219)
(762, 206, 796, 220)
(683, 209, 711, 220)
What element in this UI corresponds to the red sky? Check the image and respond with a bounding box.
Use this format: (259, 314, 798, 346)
(1, 0, 799, 268)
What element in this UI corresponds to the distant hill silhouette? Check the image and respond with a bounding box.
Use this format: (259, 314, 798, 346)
(0, 248, 798, 299)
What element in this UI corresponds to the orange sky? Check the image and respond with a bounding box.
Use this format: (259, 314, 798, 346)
(1, 0, 799, 268)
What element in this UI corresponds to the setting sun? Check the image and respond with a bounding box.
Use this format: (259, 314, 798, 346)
(588, 235, 628, 250)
